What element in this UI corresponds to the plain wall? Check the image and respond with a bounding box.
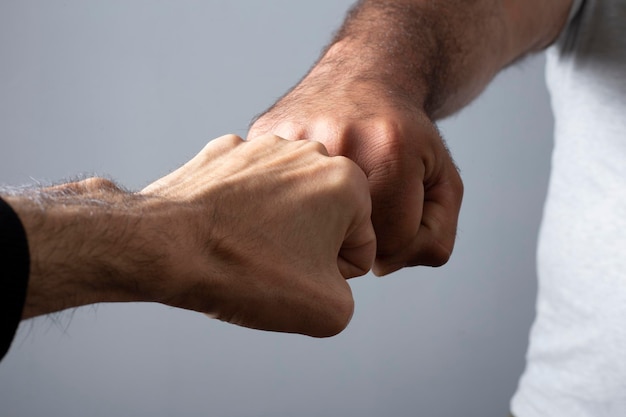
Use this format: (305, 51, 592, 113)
(0, 2, 555, 416)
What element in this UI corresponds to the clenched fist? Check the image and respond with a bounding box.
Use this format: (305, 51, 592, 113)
(250, 59, 463, 276)
(9, 134, 376, 337)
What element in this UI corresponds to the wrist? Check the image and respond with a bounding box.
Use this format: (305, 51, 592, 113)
(309, 1, 511, 120)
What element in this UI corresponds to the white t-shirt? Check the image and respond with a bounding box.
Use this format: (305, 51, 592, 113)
(511, 1, 626, 416)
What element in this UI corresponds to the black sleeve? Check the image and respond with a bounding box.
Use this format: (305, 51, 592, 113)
(0, 196, 30, 362)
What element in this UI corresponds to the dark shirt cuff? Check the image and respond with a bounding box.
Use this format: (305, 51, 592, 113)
(0, 196, 30, 362)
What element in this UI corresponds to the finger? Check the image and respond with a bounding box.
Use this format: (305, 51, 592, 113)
(373, 159, 463, 275)
(335, 158, 377, 278)
(338, 218, 376, 278)
(365, 150, 425, 272)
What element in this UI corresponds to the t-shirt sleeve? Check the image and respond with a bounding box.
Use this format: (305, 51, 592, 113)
(0, 196, 30, 362)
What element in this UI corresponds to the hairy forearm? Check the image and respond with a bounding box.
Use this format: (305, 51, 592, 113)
(315, 0, 572, 119)
(2, 181, 165, 318)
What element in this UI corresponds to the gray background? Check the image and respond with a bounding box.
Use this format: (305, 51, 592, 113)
(0, 1, 554, 416)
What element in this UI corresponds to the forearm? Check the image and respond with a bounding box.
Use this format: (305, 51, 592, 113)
(1, 181, 163, 318)
(311, 0, 573, 119)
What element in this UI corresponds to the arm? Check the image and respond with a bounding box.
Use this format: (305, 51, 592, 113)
(1, 134, 375, 340)
(249, 0, 573, 274)
(323, 0, 572, 119)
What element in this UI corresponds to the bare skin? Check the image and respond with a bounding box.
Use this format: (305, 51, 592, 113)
(3, 134, 376, 337)
(1, 0, 575, 339)
(249, 0, 574, 275)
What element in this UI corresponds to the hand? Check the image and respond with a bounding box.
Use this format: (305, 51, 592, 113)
(249, 65, 463, 276)
(140, 134, 376, 336)
(10, 134, 375, 337)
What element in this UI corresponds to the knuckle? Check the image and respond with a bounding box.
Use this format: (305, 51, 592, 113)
(249, 117, 308, 141)
(274, 121, 308, 140)
(370, 118, 404, 142)
(326, 157, 366, 197)
(252, 132, 281, 144)
(214, 133, 244, 146)
(300, 139, 329, 156)
(221, 133, 244, 143)
(370, 123, 405, 159)
(333, 155, 358, 175)
(207, 134, 244, 152)
(245, 133, 284, 154)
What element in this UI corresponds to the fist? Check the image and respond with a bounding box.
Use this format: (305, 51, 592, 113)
(250, 84, 463, 275)
(141, 134, 376, 337)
